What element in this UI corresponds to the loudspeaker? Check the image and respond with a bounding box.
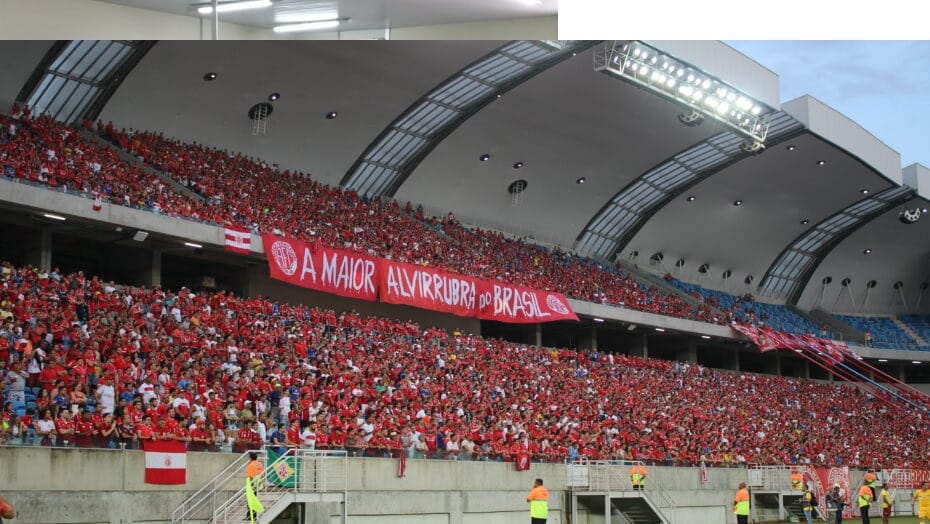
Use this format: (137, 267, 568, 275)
(132, 231, 149, 242)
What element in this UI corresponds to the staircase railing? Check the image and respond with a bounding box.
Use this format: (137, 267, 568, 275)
(210, 449, 348, 524)
(172, 449, 266, 524)
(569, 459, 674, 523)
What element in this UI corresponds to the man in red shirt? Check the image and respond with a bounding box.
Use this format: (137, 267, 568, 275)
(54, 410, 76, 447)
(74, 410, 94, 448)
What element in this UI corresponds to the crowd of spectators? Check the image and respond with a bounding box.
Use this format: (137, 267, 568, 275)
(1, 263, 927, 468)
(93, 123, 716, 324)
(0, 112, 203, 220)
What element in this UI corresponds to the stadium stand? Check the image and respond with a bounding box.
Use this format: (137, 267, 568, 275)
(666, 277, 830, 335)
(1, 263, 927, 468)
(91, 122, 716, 324)
(835, 314, 924, 350)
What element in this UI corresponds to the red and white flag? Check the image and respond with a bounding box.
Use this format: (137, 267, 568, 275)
(92, 196, 103, 212)
(224, 227, 251, 254)
(700, 461, 709, 485)
(143, 440, 187, 484)
(397, 452, 406, 478)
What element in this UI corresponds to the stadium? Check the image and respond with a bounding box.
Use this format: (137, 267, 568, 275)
(0, 37, 929, 524)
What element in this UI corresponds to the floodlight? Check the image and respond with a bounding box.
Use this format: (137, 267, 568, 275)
(274, 20, 341, 32)
(594, 41, 773, 143)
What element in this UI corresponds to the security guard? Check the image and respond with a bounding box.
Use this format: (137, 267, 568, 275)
(630, 464, 648, 491)
(858, 478, 874, 524)
(527, 478, 549, 524)
(734, 482, 751, 524)
(791, 470, 804, 491)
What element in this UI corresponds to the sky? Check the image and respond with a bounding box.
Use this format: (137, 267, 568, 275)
(726, 41, 930, 169)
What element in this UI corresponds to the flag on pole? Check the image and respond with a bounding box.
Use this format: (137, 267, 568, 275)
(92, 196, 103, 212)
(224, 227, 251, 254)
(700, 461, 709, 485)
(397, 451, 407, 478)
(143, 440, 187, 484)
(245, 476, 265, 523)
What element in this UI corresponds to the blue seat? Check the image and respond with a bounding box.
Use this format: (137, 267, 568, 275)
(10, 401, 25, 410)
(25, 401, 36, 410)
(14, 407, 26, 417)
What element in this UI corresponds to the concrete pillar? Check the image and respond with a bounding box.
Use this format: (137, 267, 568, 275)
(803, 359, 810, 379)
(687, 339, 697, 363)
(899, 364, 906, 382)
(39, 229, 52, 271)
(26, 229, 53, 271)
(150, 249, 162, 288)
(732, 349, 740, 372)
(591, 325, 598, 351)
(534, 324, 542, 347)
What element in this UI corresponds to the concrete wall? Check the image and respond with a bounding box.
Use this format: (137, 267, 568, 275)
(0, 446, 884, 524)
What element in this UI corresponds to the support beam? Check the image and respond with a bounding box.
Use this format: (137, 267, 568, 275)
(39, 228, 52, 271)
(150, 249, 162, 288)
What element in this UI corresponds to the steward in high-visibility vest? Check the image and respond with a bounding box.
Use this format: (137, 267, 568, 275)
(733, 482, 751, 524)
(864, 471, 878, 501)
(630, 464, 648, 491)
(858, 479, 873, 524)
(791, 471, 804, 490)
(527, 478, 549, 524)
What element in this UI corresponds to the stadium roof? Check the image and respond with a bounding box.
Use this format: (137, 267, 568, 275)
(2, 39, 928, 314)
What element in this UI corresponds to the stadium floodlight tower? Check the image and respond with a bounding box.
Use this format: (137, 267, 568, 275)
(594, 41, 774, 152)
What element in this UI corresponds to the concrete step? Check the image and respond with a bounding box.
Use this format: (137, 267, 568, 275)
(893, 317, 928, 346)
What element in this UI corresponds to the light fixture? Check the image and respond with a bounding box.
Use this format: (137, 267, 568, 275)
(479, 154, 490, 162)
(863, 248, 872, 254)
(203, 72, 217, 81)
(275, 10, 340, 23)
(197, 0, 272, 15)
(924, 208, 929, 213)
(800, 219, 809, 225)
(185, 242, 203, 249)
(878, 359, 888, 362)
(595, 41, 773, 143)
(860, 189, 869, 194)
(268, 93, 280, 102)
(701, 335, 710, 339)
(576, 177, 586, 184)
(686, 196, 695, 202)
(816, 160, 826, 166)
(733, 200, 743, 206)
(517, 0, 543, 5)
(593, 317, 604, 322)
(786, 145, 796, 151)
(326, 111, 338, 119)
(132, 231, 149, 242)
(513, 162, 524, 169)
(273, 20, 341, 33)
(913, 361, 922, 364)
(654, 327, 665, 332)
(42, 213, 66, 221)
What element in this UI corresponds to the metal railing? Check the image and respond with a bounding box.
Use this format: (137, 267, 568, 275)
(172, 449, 266, 524)
(181, 449, 347, 524)
(568, 459, 675, 523)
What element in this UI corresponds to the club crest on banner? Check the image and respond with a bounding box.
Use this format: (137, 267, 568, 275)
(271, 241, 298, 276)
(546, 294, 570, 314)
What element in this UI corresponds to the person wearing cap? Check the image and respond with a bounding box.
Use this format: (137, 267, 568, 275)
(879, 482, 892, 524)
(914, 480, 930, 524)
(825, 484, 847, 524)
(526, 478, 549, 524)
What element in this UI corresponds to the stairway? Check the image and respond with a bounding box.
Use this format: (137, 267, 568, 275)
(214, 491, 290, 524)
(78, 128, 206, 202)
(612, 496, 665, 524)
(893, 317, 928, 346)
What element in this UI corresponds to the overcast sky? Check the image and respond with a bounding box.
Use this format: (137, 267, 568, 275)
(727, 41, 930, 169)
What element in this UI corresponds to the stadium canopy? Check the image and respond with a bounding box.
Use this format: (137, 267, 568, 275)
(1, 39, 927, 314)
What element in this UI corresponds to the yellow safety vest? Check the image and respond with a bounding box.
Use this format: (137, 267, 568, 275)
(632, 473, 645, 485)
(735, 489, 750, 515)
(530, 499, 549, 519)
(858, 487, 872, 508)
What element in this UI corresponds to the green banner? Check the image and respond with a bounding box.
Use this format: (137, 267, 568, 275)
(266, 448, 298, 488)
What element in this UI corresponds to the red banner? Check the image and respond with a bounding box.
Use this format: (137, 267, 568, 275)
(380, 260, 477, 317)
(262, 233, 379, 302)
(476, 280, 578, 323)
(731, 324, 777, 352)
(798, 465, 852, 519)
(261, 233, 579, 324)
